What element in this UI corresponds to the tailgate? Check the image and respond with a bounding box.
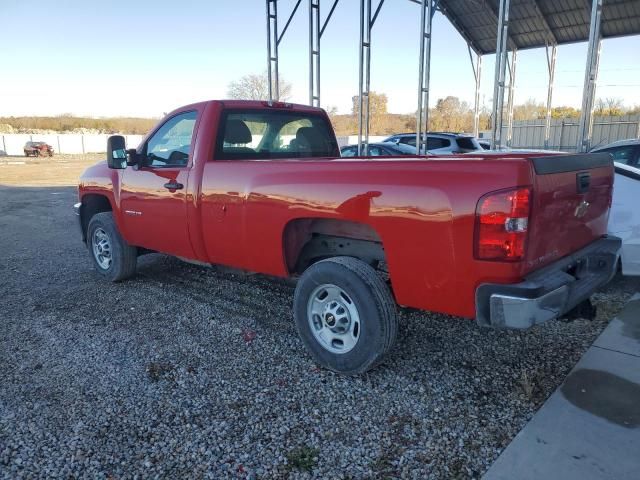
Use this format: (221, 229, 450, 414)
(525, 153, 614, 272)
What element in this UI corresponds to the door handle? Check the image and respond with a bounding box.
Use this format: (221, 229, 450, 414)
(163, 181, 184, 190)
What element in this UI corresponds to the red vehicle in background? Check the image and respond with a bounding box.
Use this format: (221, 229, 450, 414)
(74, 100, 620, 374)
(24, 141, 54, 157)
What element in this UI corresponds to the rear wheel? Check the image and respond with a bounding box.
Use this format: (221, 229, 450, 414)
(87, 212, 137, 281)
(34, 150, 40, 157)
(293, 256, 397, 375)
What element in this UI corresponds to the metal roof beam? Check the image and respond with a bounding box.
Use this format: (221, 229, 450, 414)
(484, 0, 518, 51)
(532, 0, 558, 45)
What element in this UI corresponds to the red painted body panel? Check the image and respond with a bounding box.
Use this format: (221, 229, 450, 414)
(78, 100, 614, 320)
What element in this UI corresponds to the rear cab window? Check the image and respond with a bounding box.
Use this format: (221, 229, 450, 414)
(216, 110, 339, 160)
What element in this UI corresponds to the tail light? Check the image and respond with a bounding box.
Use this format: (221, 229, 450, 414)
(475, 187, 531, 261)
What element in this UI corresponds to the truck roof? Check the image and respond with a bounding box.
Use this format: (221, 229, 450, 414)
(169, 99, 326, 115)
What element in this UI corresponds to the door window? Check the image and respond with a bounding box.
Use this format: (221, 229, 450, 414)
(145, 111, 197, 167)
(368, 146, 385, 156)
(341, 146, 357, 157)
(427, 137, 451, 149)
(399, 136, 416, 146)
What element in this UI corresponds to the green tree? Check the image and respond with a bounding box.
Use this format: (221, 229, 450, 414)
(351, 92, 389, 134)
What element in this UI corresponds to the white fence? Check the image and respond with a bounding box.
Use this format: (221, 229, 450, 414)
(336, 135, 387, 147)
(0, 134, 144, 156)
(480, 114, 640, 152)
(1, 133, 393, 155)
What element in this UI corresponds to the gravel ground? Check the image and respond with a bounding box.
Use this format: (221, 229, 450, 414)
(1, 182, 638, 479)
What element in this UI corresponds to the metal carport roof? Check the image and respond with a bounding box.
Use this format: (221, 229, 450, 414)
(265, 0, 640, 153)
(438, 0, 640, 54)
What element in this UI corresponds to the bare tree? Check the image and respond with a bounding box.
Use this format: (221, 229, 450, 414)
(595, 97, 624, 116)
(227, 72, 292, 101)
(513, 98, 545, 121)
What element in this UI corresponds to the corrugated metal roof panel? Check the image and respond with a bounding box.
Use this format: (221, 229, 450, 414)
(438, 0, 640, 54)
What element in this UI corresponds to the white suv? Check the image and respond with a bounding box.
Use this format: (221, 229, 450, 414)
(383, 132, 482, 155)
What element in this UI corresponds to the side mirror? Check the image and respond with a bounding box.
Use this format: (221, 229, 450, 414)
(107, 135, 127, 169)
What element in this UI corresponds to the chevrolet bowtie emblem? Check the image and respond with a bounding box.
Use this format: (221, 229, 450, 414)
(574, 200, 590, 218)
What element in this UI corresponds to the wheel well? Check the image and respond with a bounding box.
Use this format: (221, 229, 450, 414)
(80, 194, 112, 242)
(283, 218, 385, 274)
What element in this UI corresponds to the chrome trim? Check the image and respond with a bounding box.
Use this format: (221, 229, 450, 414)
(489, 286, 569, 329)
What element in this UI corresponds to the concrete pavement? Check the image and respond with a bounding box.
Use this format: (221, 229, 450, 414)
(484, 294, 640, 480)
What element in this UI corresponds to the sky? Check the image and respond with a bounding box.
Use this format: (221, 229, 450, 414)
(1, 0, 639, 118)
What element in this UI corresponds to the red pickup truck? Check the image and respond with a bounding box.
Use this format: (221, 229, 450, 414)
(75, 100, 620, 374)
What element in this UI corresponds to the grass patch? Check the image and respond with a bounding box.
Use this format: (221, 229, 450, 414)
(286, 446, 318, 472)
(146, 362, 175, 382)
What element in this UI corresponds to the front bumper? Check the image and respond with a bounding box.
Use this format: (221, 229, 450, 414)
(476, 236, 621, 329)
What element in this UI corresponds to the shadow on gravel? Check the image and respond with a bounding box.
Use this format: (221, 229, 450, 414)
(1, 184, 639, 479)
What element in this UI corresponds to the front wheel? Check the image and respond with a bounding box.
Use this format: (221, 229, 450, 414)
(87, 212, 137, 281)
(293, 256, 398, 375)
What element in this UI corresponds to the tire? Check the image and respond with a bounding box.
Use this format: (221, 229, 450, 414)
(293, 256, 398, 375)
(34, 150, 40, 157)
(87, 212, 137, 281)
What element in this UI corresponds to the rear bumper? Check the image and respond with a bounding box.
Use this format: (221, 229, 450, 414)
(476, 236, 621, 329)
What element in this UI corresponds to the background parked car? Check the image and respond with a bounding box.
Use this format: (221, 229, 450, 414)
(591, 139, 640, 275)
(383, 132, 482, 155)
(340, 142, 417, 156)
(478, 139, 491, 150)
(24, 141, 54, 157)
(590, 138, 640, 168)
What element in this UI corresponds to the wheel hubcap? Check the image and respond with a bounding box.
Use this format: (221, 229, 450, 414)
(307, 284, 360, 354)
(92, 227, 112, 270)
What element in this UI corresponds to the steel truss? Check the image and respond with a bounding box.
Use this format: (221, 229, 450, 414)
(416, 0, 436, 154)
(468, 46, 482, 138)
(266, 0, 610, 155)
(544, 43, 557, 149)
(578, 0, 603, 152)
(490, 0, 510, 149)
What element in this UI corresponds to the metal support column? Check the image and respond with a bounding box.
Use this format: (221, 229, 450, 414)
(468, 46, 482, 138)
(266, 0, 279, 101)
(577, 0, 603, 152)
(309, 0, 320, 106)
(490, 0, 511, 150)
(309, 0, 340, 108)
(416, 0, 434, 154)
(357, 0, 373, 155)
(544, 43, 557, 149)
(506, 48, 517, 147)
(266, 0, 303, 102)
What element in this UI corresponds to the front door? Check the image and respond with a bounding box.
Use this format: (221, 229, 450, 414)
(120, 110, 197, 258)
